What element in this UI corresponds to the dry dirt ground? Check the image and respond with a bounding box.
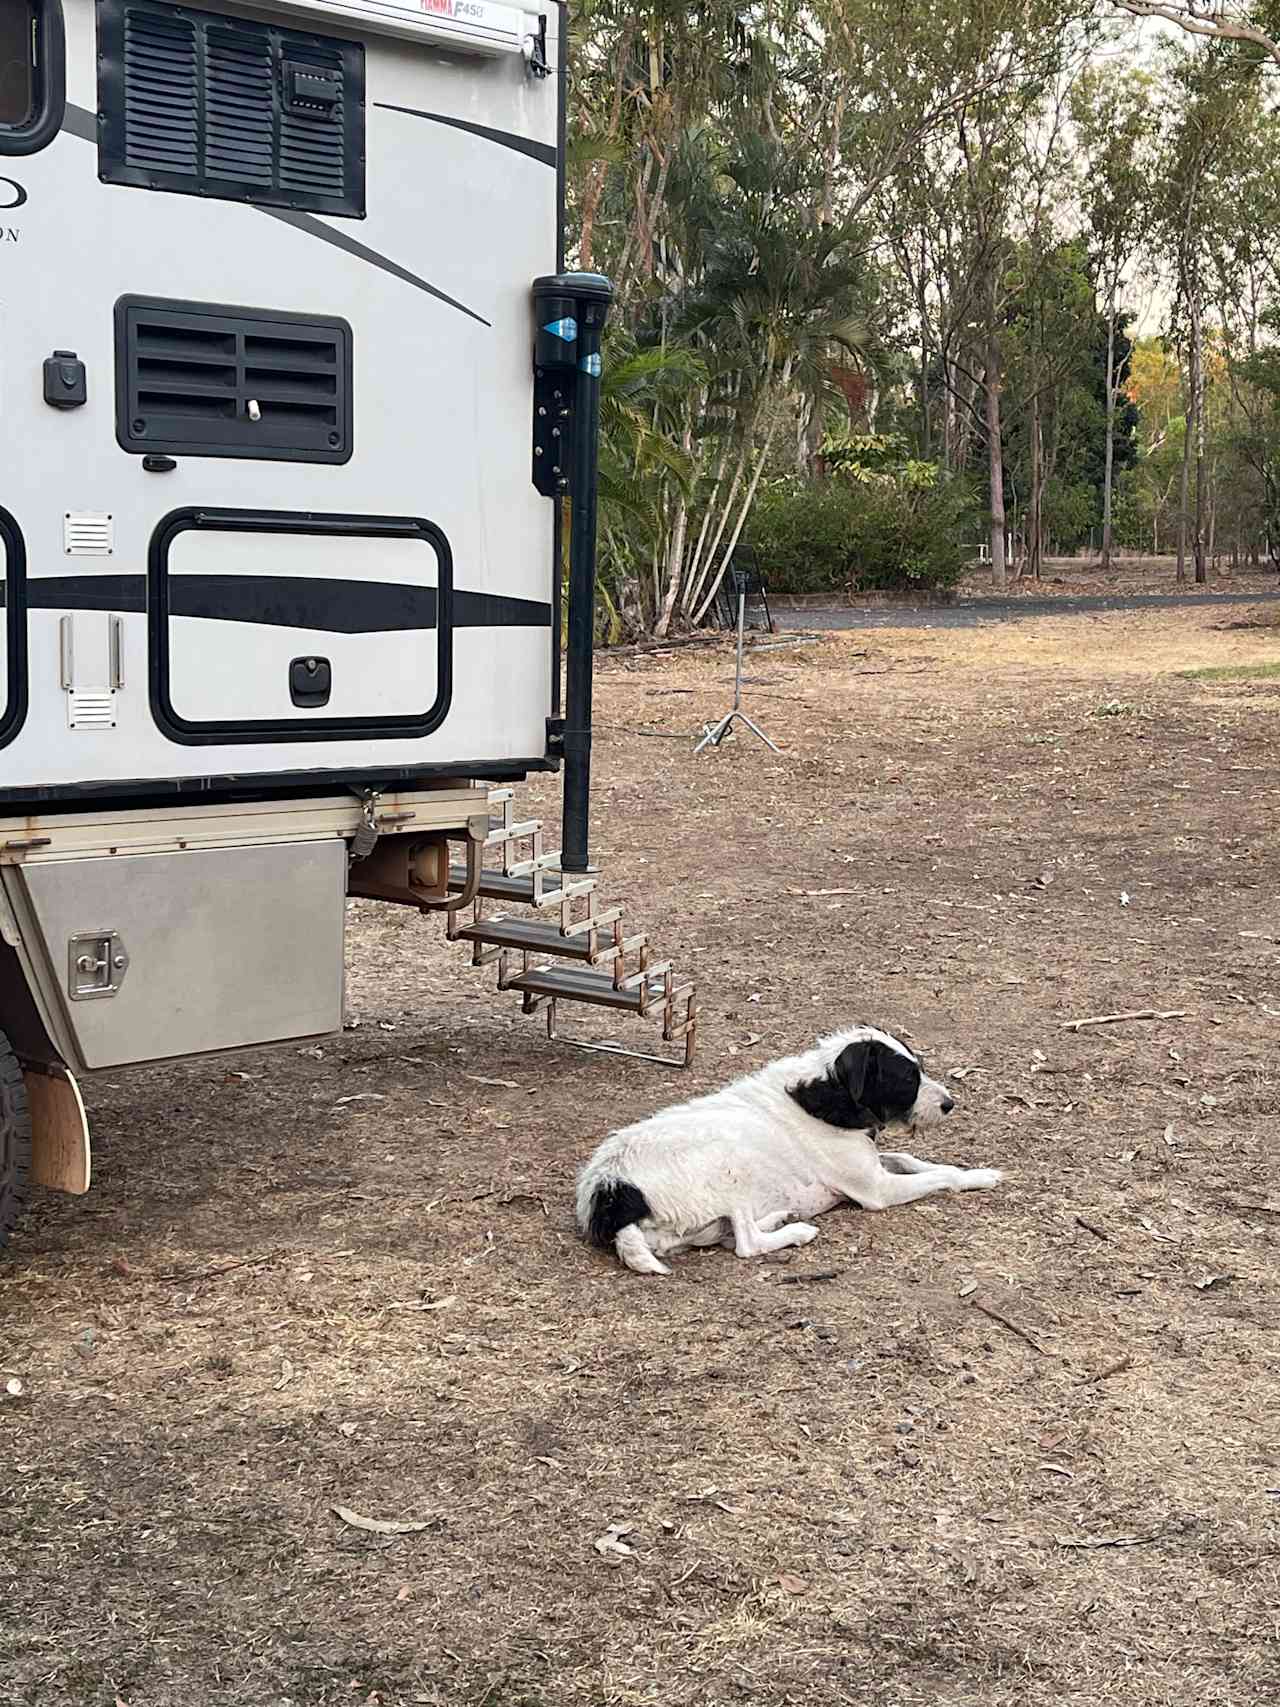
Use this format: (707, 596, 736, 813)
(3, 599, 1280, 1707)
(959, 553, 1277, 600)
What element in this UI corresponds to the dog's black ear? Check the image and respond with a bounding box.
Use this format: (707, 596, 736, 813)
(872, 1045, 921, 1122)
(789, 1038, 879, 1130)
(834, 1039, 873, 1106)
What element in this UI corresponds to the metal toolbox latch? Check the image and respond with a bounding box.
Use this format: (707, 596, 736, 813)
(68, 931, 130, 1000)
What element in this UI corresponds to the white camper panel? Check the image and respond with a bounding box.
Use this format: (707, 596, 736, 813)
(0, 0, 562, 804)
(163, 519, 445, 727)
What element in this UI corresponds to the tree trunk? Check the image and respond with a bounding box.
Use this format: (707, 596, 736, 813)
(1190, 294, 1207, 585)
(682, 439, 751, 622)
(917, 258, 932, 460)
(1100, 294, 1117, 571)
(795, 396, 812, 476)
(942, 354, 955, 470)
(653, 495, 690, 638)
(984, 320, 1007, 591)
(692, 432, 778, 627)
(578, 160, 608, 272)
(1029, 391, 1044, 582)
(683, 388, 727, 590)
(1176, 360, 1191, 585)
(801, 387, 825, 477)
(691, 363, 793, 627)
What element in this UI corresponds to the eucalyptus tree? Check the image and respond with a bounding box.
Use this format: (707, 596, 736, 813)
(1071, 66, 1161, 569)
(1196, 88, 1280, 566)
(1157, 44, 1259, 580)
(1109, 0, 1280, 69)
(1003, 240, 1098, 575)
(874, 0, 1097, 586)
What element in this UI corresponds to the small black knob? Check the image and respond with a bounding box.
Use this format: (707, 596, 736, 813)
(142, 455, 177, 473)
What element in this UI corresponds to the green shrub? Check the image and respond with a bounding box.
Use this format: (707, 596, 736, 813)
(1041, 478, 1097, 552)
(745, 472, 976, 595)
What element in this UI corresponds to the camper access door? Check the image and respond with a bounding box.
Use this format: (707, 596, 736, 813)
(0, 0, 560, 806)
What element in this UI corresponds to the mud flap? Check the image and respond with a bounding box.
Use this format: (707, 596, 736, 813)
(24, 1064, 90, 1195)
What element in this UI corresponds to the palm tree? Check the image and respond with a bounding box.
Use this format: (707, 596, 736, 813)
(591, 331, 705, 636)
(649, 137, 888, 631)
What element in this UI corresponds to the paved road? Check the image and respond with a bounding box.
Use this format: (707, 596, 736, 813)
(773, 588, 1280, 632)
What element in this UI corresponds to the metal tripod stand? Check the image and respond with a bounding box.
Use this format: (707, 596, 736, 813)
(694, 572, 780, 755)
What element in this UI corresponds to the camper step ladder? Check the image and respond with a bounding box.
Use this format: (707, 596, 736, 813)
(446, 789, 696, 1067)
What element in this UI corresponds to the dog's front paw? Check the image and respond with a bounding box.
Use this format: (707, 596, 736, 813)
(960, 1168, 1003, 1191)
(790, 1222, 820, 1244)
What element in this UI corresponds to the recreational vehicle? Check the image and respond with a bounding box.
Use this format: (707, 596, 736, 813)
(0, 0, 695, 1248)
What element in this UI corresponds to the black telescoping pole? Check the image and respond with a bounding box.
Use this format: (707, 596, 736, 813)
(561, 279, 610, 871)
(532, 271, 613, 874)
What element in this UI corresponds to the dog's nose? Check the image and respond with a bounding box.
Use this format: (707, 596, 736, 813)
(941, 1095, 955, 1115)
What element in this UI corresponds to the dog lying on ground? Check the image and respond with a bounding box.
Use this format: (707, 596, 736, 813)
(576, 1025, 1002, 1274)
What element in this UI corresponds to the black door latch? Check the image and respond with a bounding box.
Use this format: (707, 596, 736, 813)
(43, 350, 87, 409)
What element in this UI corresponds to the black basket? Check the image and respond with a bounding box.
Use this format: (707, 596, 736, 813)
(714, 551, 773, 632)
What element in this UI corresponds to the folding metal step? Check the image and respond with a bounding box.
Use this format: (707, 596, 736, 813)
(562, 906, 623, 938)
(441, 787, 696, 1068)
(528, 876, 597, 909)
(505, 965, 666, 1013)
(448, 863, 562, 904)
(502, 850, 564, 880)
(486, 817, 541, 844)
(454, 917, 599, 961)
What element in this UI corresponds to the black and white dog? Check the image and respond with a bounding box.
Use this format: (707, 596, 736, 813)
(576, 1025, 1002, 1275)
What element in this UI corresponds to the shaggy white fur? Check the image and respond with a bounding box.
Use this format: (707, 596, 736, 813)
(576, 1025, 1002, 1275)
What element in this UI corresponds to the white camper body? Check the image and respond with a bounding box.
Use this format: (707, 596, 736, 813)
(0, 0, 578, 1233)
(3, 0, 562, 796)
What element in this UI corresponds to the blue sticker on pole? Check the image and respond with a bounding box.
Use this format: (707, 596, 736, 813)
(580, 352, 602, 377)
(543, 317, 578, 342)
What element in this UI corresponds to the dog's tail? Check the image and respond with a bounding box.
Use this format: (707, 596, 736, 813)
(614, 1223, 670, 1275)
(579, 1177, 668, 1275)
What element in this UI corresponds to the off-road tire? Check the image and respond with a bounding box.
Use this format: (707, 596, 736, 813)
(0, 1033, 31, 1251)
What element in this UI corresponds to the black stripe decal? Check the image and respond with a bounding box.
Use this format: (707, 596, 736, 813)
(262, 210, 491, 327)
(454, 590, 553, 628)
(177, 573, 431, 633)
(375, 102, 557, 168)
(61, 101, 97, 142)
(58, 104, 490, 329)
(14, 576, 549, 633)
(28, 573, 146, 613)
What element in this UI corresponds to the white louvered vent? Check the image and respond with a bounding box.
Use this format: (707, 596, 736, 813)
(64, 513, 114, 556)
(67, 693, 117, 730)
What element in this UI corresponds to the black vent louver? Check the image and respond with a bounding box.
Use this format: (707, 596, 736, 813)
(98, 0, 365, 218)
(122, 8, 199, 176)
(204, 26, 274, 186)
(279, 45, 347, 200)
(116, 297, 353, 464)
